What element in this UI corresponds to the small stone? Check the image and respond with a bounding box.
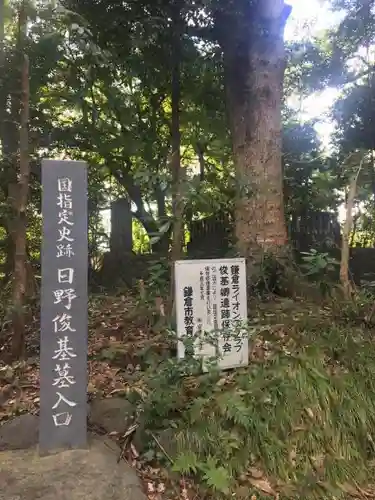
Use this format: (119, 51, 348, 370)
(0, 414, 38, 451)
(89, 397, 136, 435)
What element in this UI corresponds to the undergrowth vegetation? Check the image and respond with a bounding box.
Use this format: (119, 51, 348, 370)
(132, 297, 375, 499)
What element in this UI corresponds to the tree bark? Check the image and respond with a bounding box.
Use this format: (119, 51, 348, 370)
(108, 162, 171, 253)
(0, 0, 6, 160)
(340, 159, 363, 299)
(216, 0, 291, 262)
(168, 0, 184, 314)
(11, 1, 30, 360)
(0, 0, 4, 85)
(196, 143, 206, 181)
(154, 186, 170, 254)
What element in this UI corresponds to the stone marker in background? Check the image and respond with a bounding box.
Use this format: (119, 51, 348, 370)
(175, 258, 248, 370)
(110, 198, 133, 254)
(39, 159, 88, 453)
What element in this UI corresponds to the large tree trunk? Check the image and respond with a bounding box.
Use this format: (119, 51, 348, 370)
(11, 1, 30, 360)
(168, 0, 184, 315)
(216, 0, 291, 262)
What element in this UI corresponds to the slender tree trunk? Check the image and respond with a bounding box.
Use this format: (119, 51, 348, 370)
(349, 212, 360, 247)
(1, 1, 18, 291)
(196, 143, 205, 181)
(168, 0, 184, 314)
(0, 0, 4, 71)
(11, 2, 30, 360)
(216, 0, 291, 264)
(0, 0, 5, 156)
(153, 187, 170, 254)
(340, 160, 363, 299)
(170, 44, 183, 262)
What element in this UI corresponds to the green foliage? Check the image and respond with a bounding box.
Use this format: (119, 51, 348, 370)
(132, 219, 150, 254)
(147, 259, 169, 296)
(247, 251, 293, 297)
(137, 316, 375, 498)
(2, 0, 354, 276)
(201, 457, 230, 494)
(283, 120, 340, 215)
(332, 287, 375, 324)
(148, 220, 172, 247)
(285, 38, 344, 96)
(300, 249, 339, 296)
(300, 249, 339, 276)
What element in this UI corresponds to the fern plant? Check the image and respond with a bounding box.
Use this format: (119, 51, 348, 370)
(135, 322, 375, 499)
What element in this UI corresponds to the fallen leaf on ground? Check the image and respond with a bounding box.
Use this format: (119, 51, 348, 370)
(249, 467, 264, 479)
(249, 477, 276, 496)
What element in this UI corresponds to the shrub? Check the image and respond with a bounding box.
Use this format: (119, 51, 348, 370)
(136, 313, 375, 499)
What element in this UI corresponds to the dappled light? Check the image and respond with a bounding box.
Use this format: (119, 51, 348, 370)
(2, 0, 375, 499)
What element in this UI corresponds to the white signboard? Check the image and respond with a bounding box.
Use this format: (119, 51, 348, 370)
(175, 258, 248, 370)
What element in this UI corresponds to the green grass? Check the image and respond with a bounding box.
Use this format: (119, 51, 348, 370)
(137, 299, 375, 499)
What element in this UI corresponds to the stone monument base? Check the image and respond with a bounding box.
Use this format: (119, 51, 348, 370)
(0, 415, 146, 500)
